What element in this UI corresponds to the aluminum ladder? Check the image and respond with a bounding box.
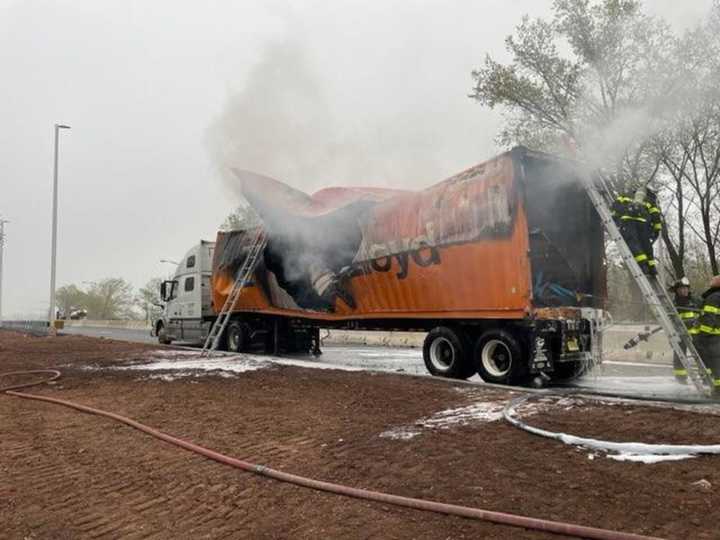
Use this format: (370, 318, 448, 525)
(580, 172, 715, 397)
(201, 228, 267, 357)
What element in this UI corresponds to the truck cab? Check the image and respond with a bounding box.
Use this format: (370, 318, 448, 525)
(153, 241, 215, 344)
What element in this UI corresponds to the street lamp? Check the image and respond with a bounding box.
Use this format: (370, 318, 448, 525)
(48, 123, 71, 325)
(160, 259, 179, 266)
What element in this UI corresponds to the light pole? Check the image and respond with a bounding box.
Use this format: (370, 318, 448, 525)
(0, 218, 8, 326)
(48, 123, 71, 325)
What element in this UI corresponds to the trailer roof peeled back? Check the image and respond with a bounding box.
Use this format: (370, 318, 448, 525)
(212, 146, 605, 323)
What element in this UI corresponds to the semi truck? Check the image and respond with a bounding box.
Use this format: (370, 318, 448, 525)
(152, 146, 608, 385)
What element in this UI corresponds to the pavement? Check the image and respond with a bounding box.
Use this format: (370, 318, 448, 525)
(62, 325, 157, 344)
(60, 324, 704, 402)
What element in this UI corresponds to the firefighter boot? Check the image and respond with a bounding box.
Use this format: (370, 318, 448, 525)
(673, 359, 688, 384)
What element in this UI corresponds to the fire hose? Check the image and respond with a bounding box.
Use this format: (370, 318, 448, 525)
(1, 369, 664, 540)
(504, 393, 720, 457)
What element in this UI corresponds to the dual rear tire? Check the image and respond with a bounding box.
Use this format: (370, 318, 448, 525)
(423, 326, 524, 384)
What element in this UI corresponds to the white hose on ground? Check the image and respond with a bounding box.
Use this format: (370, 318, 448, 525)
(504, 394, 720, 457)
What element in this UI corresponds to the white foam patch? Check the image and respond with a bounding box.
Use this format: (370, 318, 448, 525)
(379, 427, 421, 440)
(121, 356, 266, 374)
(607, 453, 697, 463)
(420, 401, 508, 427)
(97, 349, 369, 380)
(355, 351, 421, 358)
(379, 397, 525, 441)
(143, 371, 238, 381)
(145, 350, 207, 357)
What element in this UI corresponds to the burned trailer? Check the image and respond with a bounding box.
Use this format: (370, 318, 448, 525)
(200, 146, 608, 385)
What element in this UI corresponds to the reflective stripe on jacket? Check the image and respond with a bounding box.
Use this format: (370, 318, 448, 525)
(612, 194, 650, 224)
(675, 294, 700, 328)
(690, 287, 720, 336)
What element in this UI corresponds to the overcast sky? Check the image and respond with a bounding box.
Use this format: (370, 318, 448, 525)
(0, 0, 712, 318)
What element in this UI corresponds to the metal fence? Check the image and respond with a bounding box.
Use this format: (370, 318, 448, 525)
(0, 320, 51, 336)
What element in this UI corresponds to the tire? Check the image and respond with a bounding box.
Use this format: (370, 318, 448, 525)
(157, 323, 172, 345)
(226, 321, 247, 353)
(423, 327, 475, 379)
(474, 329, 525, 385)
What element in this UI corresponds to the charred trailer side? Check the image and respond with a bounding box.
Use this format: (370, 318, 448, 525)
(206, 146, 607, 385)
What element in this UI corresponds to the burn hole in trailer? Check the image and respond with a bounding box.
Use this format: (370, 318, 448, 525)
(214, 227, 363, 312)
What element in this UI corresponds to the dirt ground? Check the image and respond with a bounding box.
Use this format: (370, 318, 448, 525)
(1, 330, 720, 540)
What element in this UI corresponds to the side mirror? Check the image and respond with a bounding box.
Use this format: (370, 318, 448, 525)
(160, 281, 167, 301)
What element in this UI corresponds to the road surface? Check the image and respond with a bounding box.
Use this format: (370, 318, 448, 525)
(60, 324, 701, 401)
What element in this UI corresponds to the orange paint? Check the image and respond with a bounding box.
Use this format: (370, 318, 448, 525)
(211, 151, 538, 323)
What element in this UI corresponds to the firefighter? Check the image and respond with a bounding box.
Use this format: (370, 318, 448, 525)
(690, 275, 720, 392)
(671, 277, 700, 383)
(645, 188, 663, 272)
(612, 186, 659, 276)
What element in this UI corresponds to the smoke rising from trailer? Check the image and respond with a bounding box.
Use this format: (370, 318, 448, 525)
(205, 34, 468, 306)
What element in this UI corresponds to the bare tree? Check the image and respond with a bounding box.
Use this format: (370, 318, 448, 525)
(655, 7, 720, 275)
(136, 277, 164, 322)
(220, 204, 261, 231)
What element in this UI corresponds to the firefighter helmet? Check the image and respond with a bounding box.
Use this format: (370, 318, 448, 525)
(671, 276, 690, 291)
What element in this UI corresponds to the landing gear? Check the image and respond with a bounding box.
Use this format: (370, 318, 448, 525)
(311, 328, 322, 357)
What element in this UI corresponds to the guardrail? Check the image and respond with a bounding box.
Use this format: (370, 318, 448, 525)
(63, 319, 152, 330)
(1, 320, 51, 336)
(57, 320, 675, 360)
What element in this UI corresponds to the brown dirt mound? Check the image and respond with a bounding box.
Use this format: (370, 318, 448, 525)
(1, 330, 719, 539)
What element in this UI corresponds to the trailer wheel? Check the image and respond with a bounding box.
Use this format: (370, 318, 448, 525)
(226, 321, 247, 353)
(474, 330, 524, 385)
(157, 323, 172, 345)
(423, 327, 475, 379)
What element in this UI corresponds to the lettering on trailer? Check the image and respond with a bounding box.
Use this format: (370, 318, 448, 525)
(350, 231, 442, 280)
(369, 243, 441, 279)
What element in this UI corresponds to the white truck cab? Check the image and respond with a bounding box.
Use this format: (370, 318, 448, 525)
(154, 241, 215, 344)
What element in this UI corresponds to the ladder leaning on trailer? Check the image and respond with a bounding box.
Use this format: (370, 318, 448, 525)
(579, 169, 716, 398)
(201, 228, 267, 358)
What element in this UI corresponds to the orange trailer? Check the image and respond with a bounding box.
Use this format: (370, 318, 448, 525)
(161, 147, 607, 385)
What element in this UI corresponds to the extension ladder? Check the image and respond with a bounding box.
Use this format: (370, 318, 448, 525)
(201, 228, 267, 357)
(580, 172, 715, 397)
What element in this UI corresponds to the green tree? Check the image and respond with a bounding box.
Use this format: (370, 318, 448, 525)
(55, 284, 86, 318)
(83, 278, 136, 319)
(470, 0, 673, 189)
(471, 0, 720, 311)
